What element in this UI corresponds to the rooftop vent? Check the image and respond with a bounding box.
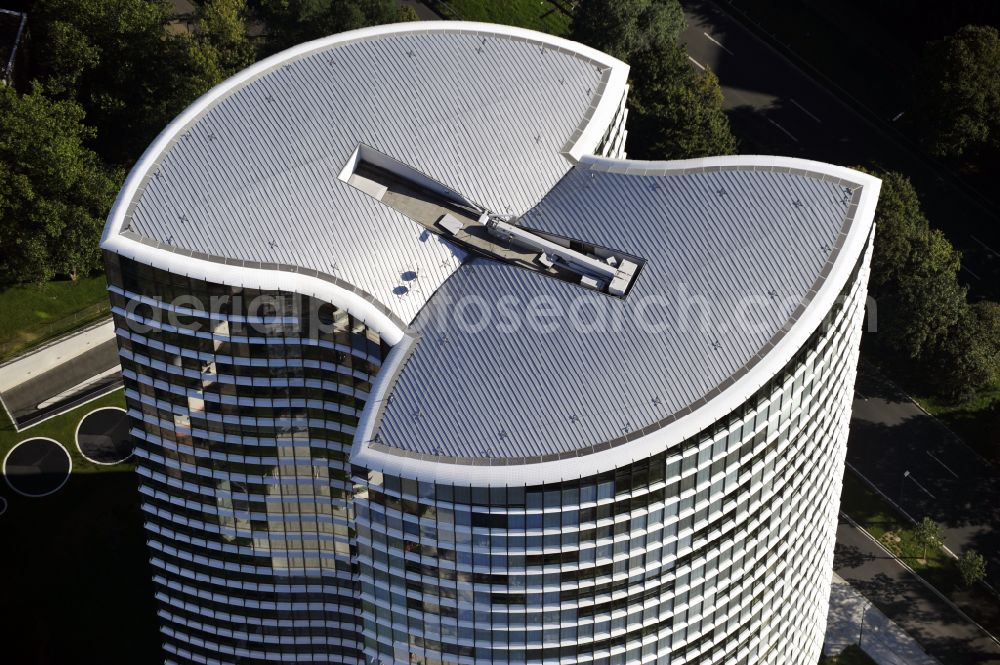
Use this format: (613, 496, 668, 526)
(338, 143, 645, 298)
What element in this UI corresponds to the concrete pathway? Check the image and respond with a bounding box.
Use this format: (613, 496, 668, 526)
(835, 519, 1000, 665)
(826, 572, 941, 665)
(0, 319, 120, 428)
(0, 319, 115, 392)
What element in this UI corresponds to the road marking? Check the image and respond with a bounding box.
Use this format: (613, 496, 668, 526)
(845, 461, 915, 523)
(926, 451, 959, 479)
(35, 365, 121, 409)
(906, 473, 936, 499)
(789, 98, 821, 123)
(892, 111, 905, 121)
(687, 55, 706, 70)
(840, 510, 1000, 648)
(702, 32, 734, 55)
(962, 264, 982, 280)
(767, 118, 799, 142)
(970, 234, 1000, 258)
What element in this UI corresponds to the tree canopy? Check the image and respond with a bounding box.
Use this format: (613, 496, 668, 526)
(627, 47, 737, 158)
(861, 169, 1000, 399)
(0, 85, 120, 283)
(957, 548, 987, 587)
(913, 516, 942, 561)
(865, 171, 966, 360)
(571, 0, 736, 159)
(31, 0, 260, 165)
(571, 0, 684, 62)
(170, 0, 259, 114)
(31, 0, 178, 164)
(912, 25, 1000, 159)
(256, 0, 396, 55)
(933, 300, 1000, 399)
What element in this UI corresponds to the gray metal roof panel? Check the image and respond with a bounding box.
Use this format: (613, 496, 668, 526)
(376, 165, 862, 460)
(125, 28, 610, 324)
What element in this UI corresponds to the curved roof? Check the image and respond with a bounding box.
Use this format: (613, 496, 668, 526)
(101, 22, 630, 328)
(371, 157, 865, 456)
(101, 22, 880, 485)
(354, 155, 879, 484)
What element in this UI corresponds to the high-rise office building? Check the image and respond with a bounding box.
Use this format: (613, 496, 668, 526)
(102, 21, 879, 665)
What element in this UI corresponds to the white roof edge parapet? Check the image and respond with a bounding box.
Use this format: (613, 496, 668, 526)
(350, 155, 882, 486)
(100, 21, 629, 348)
(565, 57, 630, 160)
(101, 233, 408, 346)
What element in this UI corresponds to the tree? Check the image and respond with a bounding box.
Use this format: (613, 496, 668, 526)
(168, 0, 259, 111)
(865, 171, 966, 360)
(256, 0, 396, 55)
(866, 172, 928, 291)
(397, 5, 419, 22)
(863, 170, 1000, 400)
(957, 548, 987, 587)
(627, 47, 737, 158)
(913, 516, 942, 562)
(933, 301, 1000, 400)
(571, 0, 736, 159)
(0, 84, 120, 283)
(192, 0, 258, 75)
(37, 19, 100, 98)
(912, 25, 1000, 159)
(571, 0, 684, 62)
(31, 0, 262, 165)
(877, 239, 966, 360)
(31, 0, 177, 164)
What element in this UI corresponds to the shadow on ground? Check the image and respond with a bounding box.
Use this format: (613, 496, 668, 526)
(0, 470, 159, 664)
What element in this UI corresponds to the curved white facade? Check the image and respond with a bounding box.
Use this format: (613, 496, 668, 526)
(102, 21, 878, 665)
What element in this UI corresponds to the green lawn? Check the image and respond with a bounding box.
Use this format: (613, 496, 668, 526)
(0, 388, 127, 475)
(840, 471, 1000, 637)
(0, 388, 160, 663)
(820, 644, 877, 665)
(840, 472, 953, 576)
(0, 275, 110, 360)
(426, 0, 572, 35)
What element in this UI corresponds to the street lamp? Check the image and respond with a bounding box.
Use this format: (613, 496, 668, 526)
(898, 469, 910, 505)
(858, 599, 872, 647)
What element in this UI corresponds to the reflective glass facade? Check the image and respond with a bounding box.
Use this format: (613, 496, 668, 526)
(100, 21, 875, 665)
(108, 231, 870, 665)
(107, 254, 389, 664)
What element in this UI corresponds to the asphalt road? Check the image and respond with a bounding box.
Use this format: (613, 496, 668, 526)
(0, 339, 121, 428)
(679, 0, 1000, 298)
(835, 518, 1000, 665)
(400, 0, 441, 21)
(677, 2, 1000, 656)
(849, 369, 1000, 584)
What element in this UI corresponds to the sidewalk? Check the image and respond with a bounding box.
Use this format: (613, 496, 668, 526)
(0, 319, 115, 391)
(0, 319, 120, 429)
(826, 572, 941, 665)
(835, 519, 1000, 665)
